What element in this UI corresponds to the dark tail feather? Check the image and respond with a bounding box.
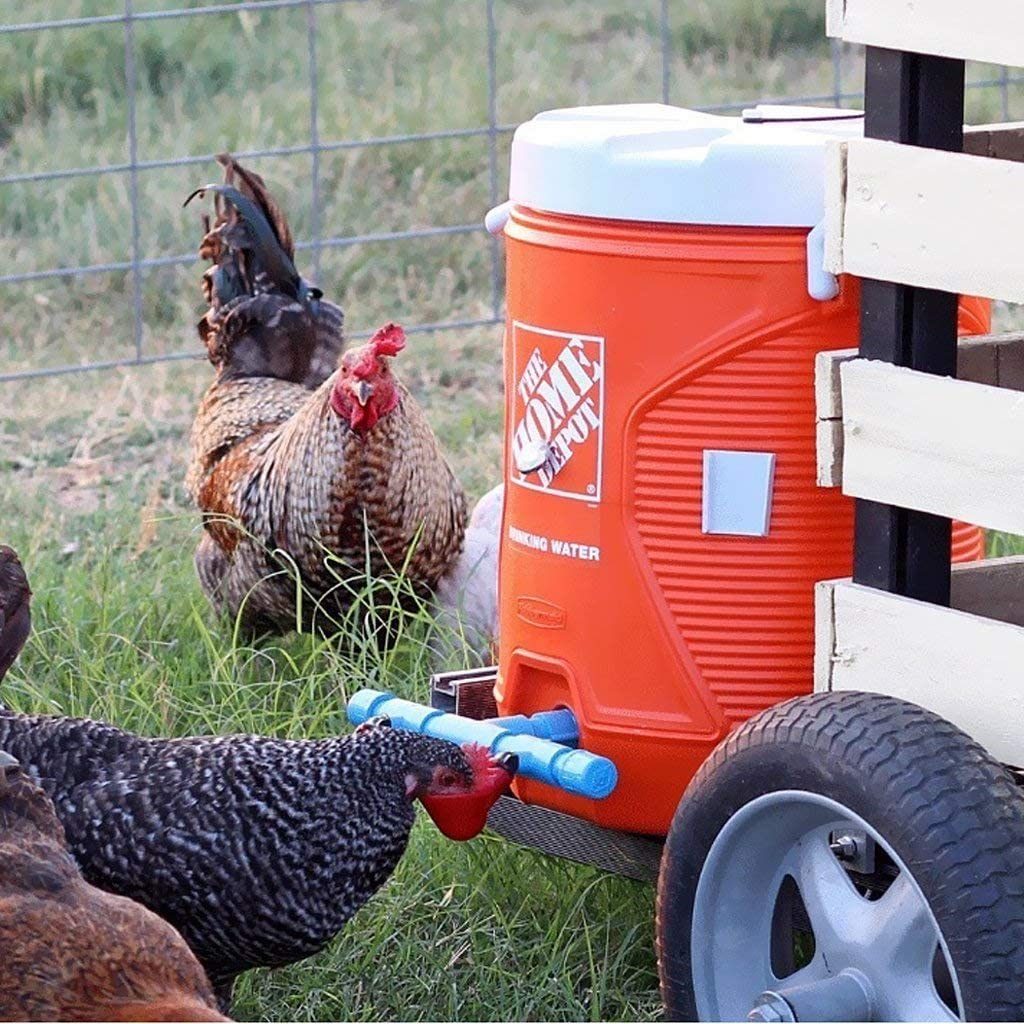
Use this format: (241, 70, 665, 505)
(216, 153, 295, 261)
(187, 154, 343, 384)
(185, 182, 303, 300)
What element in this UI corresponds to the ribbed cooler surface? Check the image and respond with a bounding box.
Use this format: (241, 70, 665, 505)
(632, 332, 981, 725)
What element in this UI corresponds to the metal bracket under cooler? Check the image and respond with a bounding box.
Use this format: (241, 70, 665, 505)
(429, 667, 664, 883)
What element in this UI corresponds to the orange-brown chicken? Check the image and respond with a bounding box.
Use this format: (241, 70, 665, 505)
(186, 317, 468, 634)
(0, 750, 228, 1023)
(184, 158, 467, 635)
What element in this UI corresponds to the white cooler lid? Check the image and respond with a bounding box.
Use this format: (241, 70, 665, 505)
(508, 103, 864, 228)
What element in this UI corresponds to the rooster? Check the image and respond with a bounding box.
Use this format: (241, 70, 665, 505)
(0, 546, 30, 683)
(0, 711, 516, 1008)
(0, 750, 228, 1022)
(185, 168, 468, 635)
(189, 154, 345, 389)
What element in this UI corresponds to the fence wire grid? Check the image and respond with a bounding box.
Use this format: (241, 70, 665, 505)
(2, 0, 1023, 383)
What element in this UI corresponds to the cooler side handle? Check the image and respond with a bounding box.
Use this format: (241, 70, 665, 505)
(807, 219, 841, 301)
(485, 200, 514, 235)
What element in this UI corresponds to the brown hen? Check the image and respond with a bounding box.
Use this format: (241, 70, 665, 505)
(185, 161, 466, 633)
(186, 319, 468, 634)
(0, 546, 30, 683)
(0, 750, 227, 1023)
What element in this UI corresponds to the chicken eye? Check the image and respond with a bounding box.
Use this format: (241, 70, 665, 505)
(437, 769, 459, 788)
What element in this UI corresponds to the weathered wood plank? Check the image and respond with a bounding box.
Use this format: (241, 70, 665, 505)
(825, 138, 1024, 303)
(827, 0, 1024, 69)
(815, 573, 1024, 766)
(815, 333, 1024, 489)
(964, 122, 1024, 162)
(951, 555, 1024, 628)
(816, 419, 844, 488)
(839, 359, 1024, 533)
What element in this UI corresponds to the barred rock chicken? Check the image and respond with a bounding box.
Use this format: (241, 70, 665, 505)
(0, 546, 30, 683)
(0, 750, 227, 1022)
(0, 711, 516, 1008)
(185, 170, 468, 635)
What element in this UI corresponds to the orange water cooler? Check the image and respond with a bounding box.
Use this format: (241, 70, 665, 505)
(489, 104, 988, 836)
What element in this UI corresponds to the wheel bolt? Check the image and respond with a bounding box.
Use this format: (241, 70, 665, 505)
(748, 993, 796, 1022)
(830, 834, 858, 860)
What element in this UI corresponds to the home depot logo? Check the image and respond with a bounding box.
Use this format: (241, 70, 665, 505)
(510, 321, 604, 502)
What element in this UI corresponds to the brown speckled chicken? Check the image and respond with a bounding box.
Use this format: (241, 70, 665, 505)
(0, 750, 227, 1022)
(0, 547, 30, 683)
(186, 315, 468, 633)
(185, 162, 467, 633)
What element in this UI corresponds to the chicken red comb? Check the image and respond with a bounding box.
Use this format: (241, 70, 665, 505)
(368, 322, 406, 359)
(462, 742, 497, 771)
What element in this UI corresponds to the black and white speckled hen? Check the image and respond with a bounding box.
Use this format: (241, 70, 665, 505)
(0, 712, 516, 1007)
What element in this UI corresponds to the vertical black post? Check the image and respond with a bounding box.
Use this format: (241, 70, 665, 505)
(852, 47, 966, 604)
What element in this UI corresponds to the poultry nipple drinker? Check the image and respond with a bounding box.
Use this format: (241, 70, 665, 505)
(346, 690, 618, 800)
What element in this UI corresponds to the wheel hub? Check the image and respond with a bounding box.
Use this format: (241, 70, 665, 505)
(749, 969, 874, 1022)
(690, 791, 962, 1022)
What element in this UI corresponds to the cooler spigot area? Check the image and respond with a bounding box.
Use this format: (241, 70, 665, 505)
(346, 690, 618, 800)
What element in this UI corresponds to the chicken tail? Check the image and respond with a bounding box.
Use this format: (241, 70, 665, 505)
(185, 155, 345, 385)
(184, 181, 317, 308)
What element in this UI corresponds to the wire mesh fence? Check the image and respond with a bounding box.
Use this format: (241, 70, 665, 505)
(2, 1, 1023, 383)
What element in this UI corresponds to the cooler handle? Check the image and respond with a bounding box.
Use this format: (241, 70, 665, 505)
(485, 200, 514, 236)
(806, 219, 840, 301)
(487, 200, 839, 302)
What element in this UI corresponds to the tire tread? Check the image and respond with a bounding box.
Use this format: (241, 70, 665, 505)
(656, 692, 1024, 1020)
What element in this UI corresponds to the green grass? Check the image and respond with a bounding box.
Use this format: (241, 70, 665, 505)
(1, 487, 659, 1022)
(5, 1, 1024, 1020)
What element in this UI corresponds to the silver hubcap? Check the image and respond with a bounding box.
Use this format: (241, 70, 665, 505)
(691, 791, 962, 1022)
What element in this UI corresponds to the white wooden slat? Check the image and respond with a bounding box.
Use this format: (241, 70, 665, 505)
(827, 0, 1024, 69)
(825, 138, 1024, 304)
(815, 333, 1024, 488)
(815, 572, 1024, 766)
(816, 419, 844, 488)
(839, 359, 1024, 533)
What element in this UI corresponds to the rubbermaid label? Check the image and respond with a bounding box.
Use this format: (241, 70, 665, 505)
(509, 321, 605, 503)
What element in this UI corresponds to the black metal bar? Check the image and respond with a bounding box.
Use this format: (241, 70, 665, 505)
(852, 48, 966, 604)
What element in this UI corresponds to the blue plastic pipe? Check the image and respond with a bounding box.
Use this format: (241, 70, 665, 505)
(347, 689, 618, 800)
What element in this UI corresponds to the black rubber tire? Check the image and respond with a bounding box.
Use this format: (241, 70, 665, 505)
(656, 691, 1024, 1022)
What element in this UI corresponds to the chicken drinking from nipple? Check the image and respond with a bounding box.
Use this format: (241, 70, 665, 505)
(413, 741, 518, 841)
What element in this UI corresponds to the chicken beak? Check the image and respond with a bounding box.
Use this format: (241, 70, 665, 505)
(354, 380, 374, 407)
